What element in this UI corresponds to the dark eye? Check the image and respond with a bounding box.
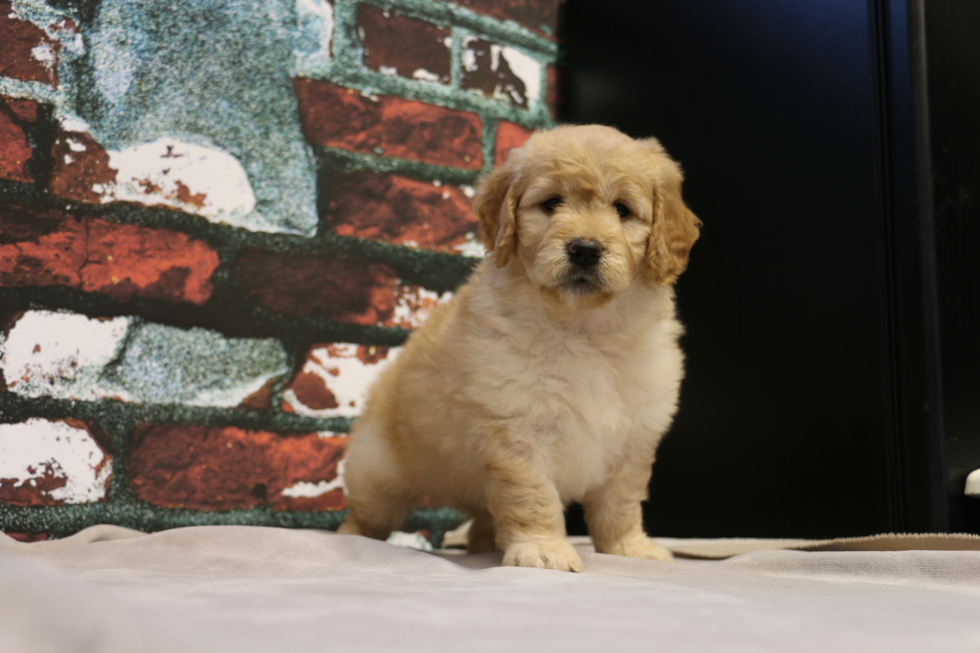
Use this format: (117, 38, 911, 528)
(543, 197, 562, 212)
(615, 203, 630, 218)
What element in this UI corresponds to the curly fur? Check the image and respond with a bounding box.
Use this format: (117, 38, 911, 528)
(338, 125, 701, 571)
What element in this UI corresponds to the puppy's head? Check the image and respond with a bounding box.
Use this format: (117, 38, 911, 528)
(474, 125, 701, 308)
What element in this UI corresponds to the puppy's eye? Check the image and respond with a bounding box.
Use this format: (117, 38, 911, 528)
(543, 197, 562, 212)
(614, 203, 631, 218)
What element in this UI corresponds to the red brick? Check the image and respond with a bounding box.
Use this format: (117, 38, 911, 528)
(5, 98, 38, 122)
(289, 369, 339, 410)
(235, 248, 397, 324)
(128, 425, 348, 511)
(0, 97, 36, 184)
(547, 64, 561, 118)
(0, 2, 61, 86)
(453, 0, 559, 39)
(84, 219, 219, 304)
(0, 465, 69, 506)
(48, 130, 117, 204)
(0, 202, 220, 305)
(294, 79, 483, 169)
(238, 377, 276, 410)
(0, 203, 86, 287)
(495, 121, 534, 167)
(5, 532, 48, 542)
(359, 6, 451, 84)
(327, 172, 479, 253)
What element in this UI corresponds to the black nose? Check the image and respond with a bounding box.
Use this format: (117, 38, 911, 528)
(567, 239, 603, 268)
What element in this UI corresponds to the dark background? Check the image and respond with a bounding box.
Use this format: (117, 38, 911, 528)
(559, 0, 980, 538)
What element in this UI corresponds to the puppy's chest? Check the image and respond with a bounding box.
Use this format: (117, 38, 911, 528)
(501, 329, 646, 441)
(501, 334, 646, 495)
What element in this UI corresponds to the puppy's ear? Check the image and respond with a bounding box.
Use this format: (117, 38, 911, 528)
(639, 139, 702, 285)
(473, 156, 520, 268)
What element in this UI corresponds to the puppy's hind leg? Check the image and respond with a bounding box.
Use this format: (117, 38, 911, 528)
(466, 510, 497, 554)
(337, 487, 410, 541)
(337, 421, 411, 541)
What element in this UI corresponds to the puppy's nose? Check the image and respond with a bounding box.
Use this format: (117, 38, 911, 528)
(567, 239, 603, 268)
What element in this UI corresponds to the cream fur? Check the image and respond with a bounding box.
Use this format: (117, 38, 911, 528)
(338, 125, 701, 572)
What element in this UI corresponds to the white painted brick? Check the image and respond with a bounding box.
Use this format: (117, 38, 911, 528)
(500, 46, 542, 106)
(387, 285, 452, 329)
(96, 138, 257, 225)
(0, 311, 288, 407)
(284, 287, 452, 416)
(283, 343, 400, 418)
(0, 419, 111, 504)
(461, 36, 544, 109)
(0, 311, 131, 401)
(386, 530, 433, 551)
(104, 321, 289, 407)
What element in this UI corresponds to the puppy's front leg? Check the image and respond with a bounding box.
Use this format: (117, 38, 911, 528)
(484, 438, 583, 572)
(582, 453, 673, 562)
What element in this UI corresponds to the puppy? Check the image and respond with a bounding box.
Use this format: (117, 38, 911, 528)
(337, 124, 701, 571)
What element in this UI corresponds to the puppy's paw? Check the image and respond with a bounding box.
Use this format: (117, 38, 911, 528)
(606, 536, 674, 562)
(503, 540, 584, 572)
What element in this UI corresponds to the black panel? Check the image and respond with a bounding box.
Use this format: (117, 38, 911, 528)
(922, 0, 980, 533)
(561, 0, 896, 538)
(866, 0, 953, 533)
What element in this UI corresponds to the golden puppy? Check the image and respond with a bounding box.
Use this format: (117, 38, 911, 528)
(338, 124, 701, 571)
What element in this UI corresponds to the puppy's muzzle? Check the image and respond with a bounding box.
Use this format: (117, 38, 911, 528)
(567, 239, 603, 269)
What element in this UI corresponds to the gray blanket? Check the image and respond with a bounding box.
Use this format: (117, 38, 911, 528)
(2, 525, 980, 652)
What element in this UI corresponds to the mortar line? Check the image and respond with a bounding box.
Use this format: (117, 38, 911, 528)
(450, 25, 463, 91)
(0, 502, 465, 541)
(0, 393, 355, 433)
(313, 64, 551, 129)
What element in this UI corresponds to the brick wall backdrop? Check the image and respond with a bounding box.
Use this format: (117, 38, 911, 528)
(0, 0, 561, 546)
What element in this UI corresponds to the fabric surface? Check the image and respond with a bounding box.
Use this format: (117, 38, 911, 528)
(655, 532, 980, 558)
(2, 526, 980, 653)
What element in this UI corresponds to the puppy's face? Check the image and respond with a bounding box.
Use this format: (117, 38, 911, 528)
(514, 143, 657, 308)
(474, 125, 701, 308)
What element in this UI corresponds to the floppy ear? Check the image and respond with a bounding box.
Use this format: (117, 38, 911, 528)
(640, 140, 702, 285)
(473, 156, 520, 268)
